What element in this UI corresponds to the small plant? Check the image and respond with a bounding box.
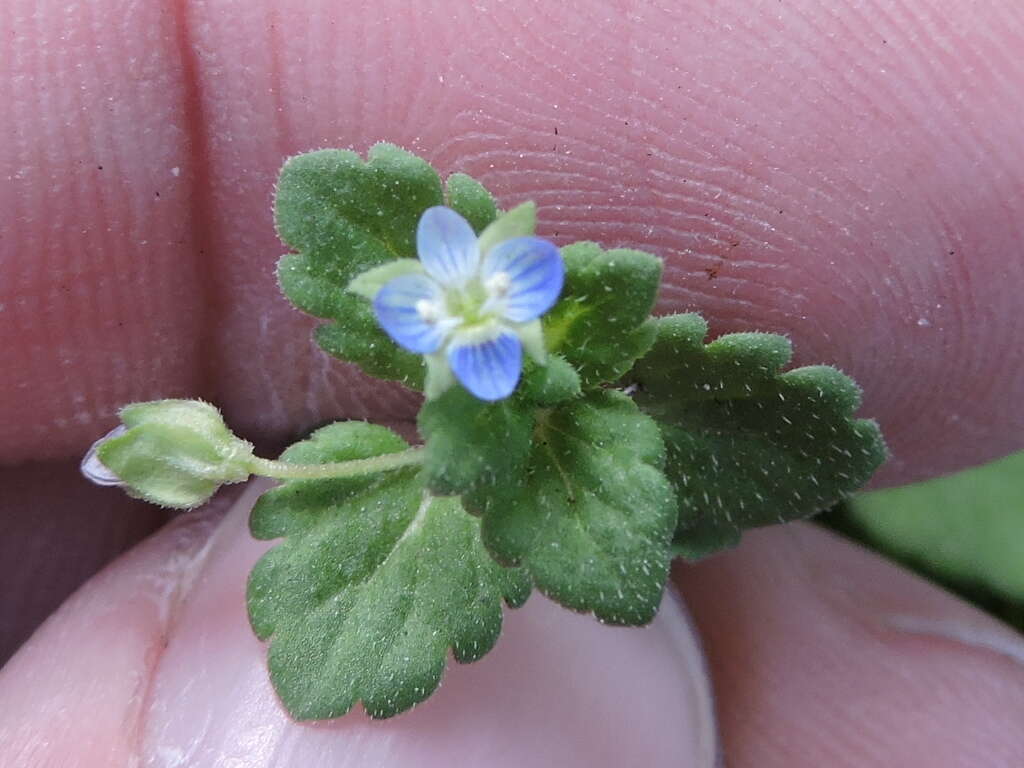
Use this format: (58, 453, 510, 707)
(82, 143, 886, 719)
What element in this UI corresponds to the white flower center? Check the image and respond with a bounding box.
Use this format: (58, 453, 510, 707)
(416, 299, 442, 323)
(484, 271, 511, 297)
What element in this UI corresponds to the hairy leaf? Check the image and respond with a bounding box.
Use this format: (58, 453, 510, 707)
(630, 313, 887, 559)
(468, 391, 677, 625)
(247, 421, 529, 720)
(445, 172, 498, 233)
(517, 355, 582, 406)
(418, 387, 535, 498)
(543, 242, 661, 387)
(274, 144, 449, 387)
(418, 353, 584, 498)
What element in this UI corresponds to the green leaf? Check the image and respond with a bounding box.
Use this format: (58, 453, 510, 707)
(347, 258, 423, 300)
(313, 307, 425, 388)
(469, 391, 677, 625)
(418, 387, 536, 498)
(543, 242, 661, 387)
(841, 450, 1024, 607)
(276, 143, 442, 261)
(517, 355, 582, 406)
(417, 355, 583, 501)
(630, 313, 887, 559)
(247, 421, 529, 720)
(478, 201, 536, 256)
(274, 143, 448, 387)
(445, 172, 497, 233)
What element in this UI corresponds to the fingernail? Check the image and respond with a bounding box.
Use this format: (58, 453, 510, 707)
(882, 613, 1024, 668)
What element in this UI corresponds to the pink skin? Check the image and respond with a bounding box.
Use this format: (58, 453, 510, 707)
(1, 0, 1023, 765)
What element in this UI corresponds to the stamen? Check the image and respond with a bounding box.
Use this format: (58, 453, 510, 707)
(485, 271, 512, 297)
(416, 299, 441, 323)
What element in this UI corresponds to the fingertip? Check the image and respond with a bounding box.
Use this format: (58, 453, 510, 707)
(674, 523, 1024, 767)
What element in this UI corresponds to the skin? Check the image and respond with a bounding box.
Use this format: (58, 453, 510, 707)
(1, 0, 1023, 764)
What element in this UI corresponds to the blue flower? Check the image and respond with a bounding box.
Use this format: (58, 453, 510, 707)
(371, 206, 563, 401)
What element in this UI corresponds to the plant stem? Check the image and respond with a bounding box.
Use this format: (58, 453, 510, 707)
(248, 447, 425, 481)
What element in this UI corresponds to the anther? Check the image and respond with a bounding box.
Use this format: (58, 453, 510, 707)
(485, 271, 512, 297)
(416, 299, 441, 323)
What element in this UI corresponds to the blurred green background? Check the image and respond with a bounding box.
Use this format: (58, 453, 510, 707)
(823, 450, 1024, 630)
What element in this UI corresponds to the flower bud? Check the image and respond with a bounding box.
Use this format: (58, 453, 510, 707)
(81, 399, 254, 508)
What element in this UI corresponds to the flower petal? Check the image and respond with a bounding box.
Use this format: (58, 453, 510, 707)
(373, 273, 448, 354)
(80, 426, 128, 486)
(448, 329, 523, 401)
(482, 236, 564, 322)
(417, 206, 480, 286)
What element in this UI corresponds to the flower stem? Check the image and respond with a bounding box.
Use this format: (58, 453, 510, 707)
(247, 447, 425, 481)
